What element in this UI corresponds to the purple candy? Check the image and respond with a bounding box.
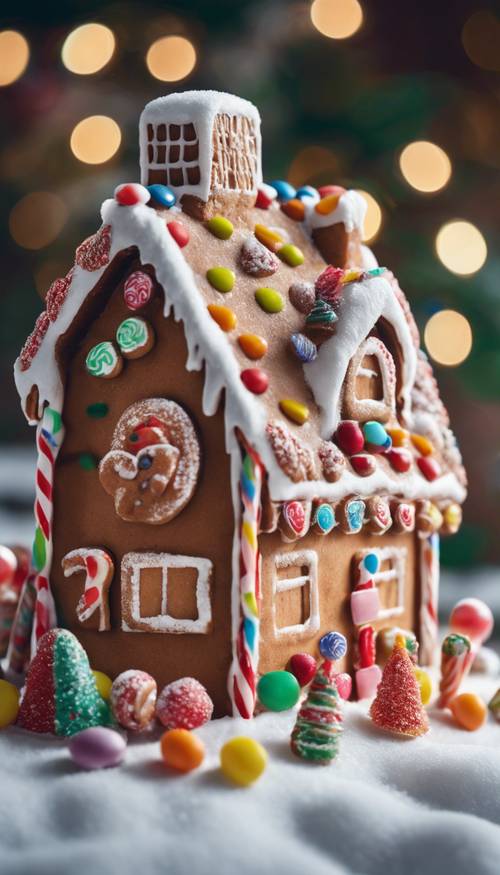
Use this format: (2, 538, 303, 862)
(68, 727, 126, 770)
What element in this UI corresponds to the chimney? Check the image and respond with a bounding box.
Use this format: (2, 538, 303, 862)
(306, 190, 367, 268)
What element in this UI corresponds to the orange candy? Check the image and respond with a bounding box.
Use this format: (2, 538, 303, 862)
(207, 303, 237, 332)
(450, 693, 487, 731)
(254, 224, 284, 252)
(238, 333, 268, 360)
(386, 427, 409, 447)
(280, 199, 305, 222)
(160, 728, 205, 772)
(410, 433, 434, 456)
(314, 194, 341, 215)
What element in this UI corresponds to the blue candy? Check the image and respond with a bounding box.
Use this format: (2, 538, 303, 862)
(314, 503, 336, 534)
(290, 332, 318, 363)
(269, 180, 296, 202)
(347, 499, 365, 533)
(319, 631, 347, 661)
(296, 185, 318, 200)
(363, 552, 379, 574)
(147, 184, 176, 208)
(362, 421, 388, 447)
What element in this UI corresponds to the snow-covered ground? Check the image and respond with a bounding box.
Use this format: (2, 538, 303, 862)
(1, 673, 500, 875)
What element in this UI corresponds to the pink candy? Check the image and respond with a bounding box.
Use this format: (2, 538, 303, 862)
(110, 670, 157, 732)
(450, 598, 494, 646)
(156, 677, 213, 730)
(351, 588, 380, 625)
(356, 665, 382, 700)
(123, 271, 154, 311)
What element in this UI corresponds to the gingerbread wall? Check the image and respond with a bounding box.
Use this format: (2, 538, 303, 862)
(51, 252, 235, 715)
(258, 528, 418, 678)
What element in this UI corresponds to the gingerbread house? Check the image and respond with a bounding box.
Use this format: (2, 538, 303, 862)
(14, 91, 466, 717)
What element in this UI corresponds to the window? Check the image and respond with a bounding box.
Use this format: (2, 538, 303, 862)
(121, 552, 212, 633)
(145, 122, 201, 188)
(273, 550, 319, 639)
(344, 336, 396, 423)
(211, 113, 259, 192)
(354, 547, 407, 621)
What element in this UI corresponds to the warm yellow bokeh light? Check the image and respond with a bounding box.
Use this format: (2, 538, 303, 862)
(61, 23, 115, 75)
(356, 190, 382, 243)
(9, 192, 67, 250)
(0, 31, 30, 87)
(435, 220, 487, 275)
(399, 141, 452, 193)
(146, 35, 196, 82)
(70, 115, 121, 164)
(462, 11, 500, 72)
(287, 146, 339, 188)
(424, 310, 473, 367)
(311, 0, 363, 39)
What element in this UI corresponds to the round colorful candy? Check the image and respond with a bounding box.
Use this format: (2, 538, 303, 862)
(110, 670, 157, 732)
(116, 317, 154, 359)
(114, 183, 150, 206)
(240, 368, 269, 395)
(0, 679, 20, 728)
(0, 546, 17, 586)
(362, 421, 391, 449)
(123, 271, 154, 311)
(92, 670, 113, 701)
(147, 184, 176, 208)
(68, 727, 126, 770)
(287, 653, 317, 688)
(160, 728, 205, 772)
(257, 670, 300, 711)
(156, 677, 213, 730)
(334, 420, 364, 456)
(220, 737, 268, 786)
(85, 341, 123, 379)
(319, 631, 347, 662)
(414, 667, 432, 706)
(450, 598, 494, 645)
(450, 693, 487, 731)
(269, 180, 296, 202)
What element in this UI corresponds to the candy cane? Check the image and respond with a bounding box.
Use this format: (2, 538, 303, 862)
(418, 533, 439, 666)
(229, 445, 263, 718)
(5, 573, 36, 675)
(438, 633, 471, 708)
(31, 406, 64, 652)
(62, 549, 114, 631)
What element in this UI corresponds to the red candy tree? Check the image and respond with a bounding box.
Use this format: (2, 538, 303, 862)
(370, 635, 428, 737)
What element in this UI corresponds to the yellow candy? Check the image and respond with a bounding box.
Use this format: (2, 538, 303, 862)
(314, 193, 341, 215)
(386, 427, 409, 447)
(220, 736, 268, 786)
(206, 215, 234, 240)
(208, 303, 237, 332)
(411, 433, 434, 456)
(238, 333, 268, 360)
(341, 269, 363, 284)
(92, 670, 113, 701)
(443, 503, 462, 533)
(450, 693, 487, 732)
(414, 667, 432, 706)
(279, 398, 309, 425)
(0, 679, 20, 728)
(254, 224, 284, 252)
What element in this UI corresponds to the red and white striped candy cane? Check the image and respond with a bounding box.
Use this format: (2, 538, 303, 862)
(62, 548, 114, 631)
(419, 533, 439, 666)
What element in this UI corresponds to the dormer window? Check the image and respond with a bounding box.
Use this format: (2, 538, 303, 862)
(343, 336, 396, 423)
(146, 122, 201, 188)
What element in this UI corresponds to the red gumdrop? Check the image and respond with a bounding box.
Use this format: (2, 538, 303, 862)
(350, 453, 376, 477)
(387, 448, 412, 473)
(335, 672, 352, 700)
(0, 546, 17, 586)
(240, 368, 269, 395)
(318, 185, 346, 199)
(450, 598, 494, 644)
(288, 653, 317, 687)
(255, 187, 274, 209)
(417, 456, 441, 481)
(314, 266, 344, 304)
(167, 221, 190, 248)
(17, 629, 57, 733)
(156, 677, 213, 730)
(334, 420, 364, 456)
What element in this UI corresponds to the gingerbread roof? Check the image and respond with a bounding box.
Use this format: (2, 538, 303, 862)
(14, 186, 466, 508)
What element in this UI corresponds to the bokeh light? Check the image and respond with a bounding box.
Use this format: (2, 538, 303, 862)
(146, 36, 196, 82)
(70, 116, 122, 164)
(9, 193, 67, 250)
(424, 309, 473, 367)
(0, 31, 30, 87)
(356, 190, 382, 243)
(435, 220, 487, 275)
(399, 141, 452, 193)
(310, 0, 363, 39)
(61, 23, 115, 75)
(287, 146, 338, 188)
(462, 11, 500, 72)
(34, 260, 69, 298)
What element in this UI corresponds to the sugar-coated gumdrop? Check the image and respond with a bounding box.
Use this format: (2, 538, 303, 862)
(0, 680, 20, 728)
(156, 677, 213, 730)
(166, 220, 190, 248)
(111, 670, 157, 732)
(92, 670, 113, 701)
(334, 421, 364, 456)
(69, 727, 126, 770)
(240, 368, 269, 395)
(114, 183, 150, 206)
(450, 693, 487, 731)
(257, 670, 300, 711)
(450, 598, 494, 644)
(288, 653, 317, 687)
(0, 546, 17, 586)
(160, 728, 205, 772)
(220, 737, 268, 786)
(319, 631, 347, 662)
(414, 667, 432, 706)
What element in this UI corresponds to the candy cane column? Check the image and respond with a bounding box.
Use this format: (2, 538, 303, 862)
(419, 533, 439, 666)
(31, 406, 65, 651)
(229, 445, 263, 719)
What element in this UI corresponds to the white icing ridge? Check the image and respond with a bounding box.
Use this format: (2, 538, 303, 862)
(304, 189, 367, 234)
(139, 90, 262, 201)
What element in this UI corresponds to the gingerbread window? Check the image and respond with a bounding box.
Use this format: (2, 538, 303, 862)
(273, 550, 319, 640)
(121, 552, 212, 634)
(355, 547, 407, 620)
(343, 336, 396, 423)
(146, 122, 201, 188)
(211, 113, 259, 192)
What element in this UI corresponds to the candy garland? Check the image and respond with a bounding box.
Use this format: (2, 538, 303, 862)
(418, 533, 440, 666)
(229, 443, 264, 719)
(31, 406, 65, 651)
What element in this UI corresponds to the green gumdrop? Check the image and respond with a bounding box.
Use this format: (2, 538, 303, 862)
(32, 527, 46, 572)
(86, 402, 109, 419)
(53, 630, 112, 736)
(257, 670, 300, 712)
(78, 452, 97, 471)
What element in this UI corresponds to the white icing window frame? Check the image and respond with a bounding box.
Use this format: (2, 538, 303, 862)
(358, 546, 407, 620)
(345, 336, 396, 422)
(272, 549, 320, 640)
(121, 552, 212, 634)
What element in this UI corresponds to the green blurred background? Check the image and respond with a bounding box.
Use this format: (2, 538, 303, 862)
(0, 0, 498, 565)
